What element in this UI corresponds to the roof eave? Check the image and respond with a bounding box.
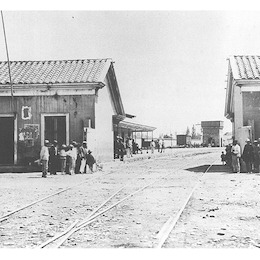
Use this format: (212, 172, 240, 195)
(0, 82, 104, 89)
(234, 79, 260, 86)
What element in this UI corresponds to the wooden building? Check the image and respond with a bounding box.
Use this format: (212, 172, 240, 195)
(0, 59, 155, 169)
(225, 55, 260, 149)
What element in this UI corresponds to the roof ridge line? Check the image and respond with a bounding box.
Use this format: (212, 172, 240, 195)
(1, 58, 114, 63)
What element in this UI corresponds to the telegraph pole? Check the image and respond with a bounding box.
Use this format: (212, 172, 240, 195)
(1, 11, 15, 115)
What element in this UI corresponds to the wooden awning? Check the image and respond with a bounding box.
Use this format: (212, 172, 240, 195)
(115, 121, 156, 132)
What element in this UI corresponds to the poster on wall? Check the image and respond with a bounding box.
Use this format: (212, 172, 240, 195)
(21, 106, 32, 120)
(18, 124, 39, 147)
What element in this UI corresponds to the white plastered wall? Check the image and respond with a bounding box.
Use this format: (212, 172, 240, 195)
(233, 84, 243, 145)
(87, 78, 114, 162)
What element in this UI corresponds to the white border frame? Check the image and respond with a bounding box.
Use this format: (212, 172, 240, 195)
(41, 113, 70, 146)
(0, 114, 17, 164)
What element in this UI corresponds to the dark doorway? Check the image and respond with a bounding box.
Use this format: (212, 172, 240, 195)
(45, 116, 66, 145)
(0, 117, 14, 164)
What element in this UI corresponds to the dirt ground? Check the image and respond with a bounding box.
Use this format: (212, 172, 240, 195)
(1, 147, 260, 249)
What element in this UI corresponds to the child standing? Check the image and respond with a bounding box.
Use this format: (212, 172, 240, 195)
(86, 150, 96, 173)
(221, 151, 226, 165)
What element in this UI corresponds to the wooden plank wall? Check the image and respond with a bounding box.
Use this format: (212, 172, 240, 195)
(0, 94, 95, 164)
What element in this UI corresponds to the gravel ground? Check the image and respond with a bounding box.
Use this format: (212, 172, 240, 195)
(1, 147, 257, 249)
(164, 164, 260, 248)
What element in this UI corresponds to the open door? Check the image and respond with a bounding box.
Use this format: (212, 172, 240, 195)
(44, 116, 66, 145)
(0, 117, 14, 164)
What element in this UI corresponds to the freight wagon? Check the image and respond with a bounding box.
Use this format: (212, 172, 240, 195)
(176, 134, 191, 147)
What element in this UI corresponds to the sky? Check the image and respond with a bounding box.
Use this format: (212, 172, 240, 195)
(0, 9, 259, 137)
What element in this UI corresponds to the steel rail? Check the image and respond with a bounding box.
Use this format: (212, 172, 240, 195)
(0, 172, 111, 223)
(38, 155, 211, 248)
(155, 159, 218, 248)
(0, 152, 195, 224)
(50, 184, 154, 248)
(36, 219, 80, 249)
(37, 185, 125, 248)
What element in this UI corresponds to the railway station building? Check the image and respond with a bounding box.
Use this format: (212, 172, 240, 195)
(0, 59, 155, 170)
(225, 55, 260, 150)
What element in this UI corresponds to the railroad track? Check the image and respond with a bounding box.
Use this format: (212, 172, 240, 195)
(0, 171, 113, 223)
(0, 149, 207, 224)
(35, 155, 218, 248)
(155, 159, 218, 248)
(0, 149, 220, 248)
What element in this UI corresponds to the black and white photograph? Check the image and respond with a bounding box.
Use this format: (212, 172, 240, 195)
(1, 1, 260, 254)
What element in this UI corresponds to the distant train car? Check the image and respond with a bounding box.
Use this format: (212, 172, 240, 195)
(177, 135, 191, 147)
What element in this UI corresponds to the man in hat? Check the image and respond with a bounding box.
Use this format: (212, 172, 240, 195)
(150, 139, 156, 154)
(59, 144, 67, 175)
(118, 137, 125, 162)
(231, 140, 241, 173)
(70, 141, 78, 174)
(125, 137, 132, 158)
(66, 144, 74, 175)
(253, 140, 260, 173)
(49, 140, 58, 175)
(242, 139, 254, 173)
(40, 140, 50, 178)
(79, 141, 88, 174)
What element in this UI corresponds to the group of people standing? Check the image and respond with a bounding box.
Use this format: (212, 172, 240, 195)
(222, 138, 260, 174)
(150, 139, 165, 154)
(114, 136, 142, 161)
(40, 140, 95, 178)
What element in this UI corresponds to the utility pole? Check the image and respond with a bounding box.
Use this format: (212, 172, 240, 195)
(1, 11, 15, 116)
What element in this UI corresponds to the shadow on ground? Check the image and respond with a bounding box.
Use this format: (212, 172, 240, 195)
(185, 164, 232, 173)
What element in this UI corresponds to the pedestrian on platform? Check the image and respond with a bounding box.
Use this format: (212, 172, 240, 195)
(231, 140, 241, 173)
(253, 140, 260, 173)
(162, 139, 165, 153)
(242, 139, 254, 173)
(40, 140, 50, 178)
(126, 138, 132, 158)
(114, 137, 120, 159)
(158, 139, 163, 153)
(79, 141, 88, 174)
(75, 143, 81, 174)
(71, 141, 78, 174)
(221, 151, 226, 165)
(49, 140, 58, 175)
(132, 139, 137, 155)
(59, 144, 67, 175)
(225, 144, 232, 167)
(129, 138, 133, 157)
(118, 137, 125, 162)
(150, 139, 156, 154)
(66, 144, 74, 175)
(86, 150, 96, 173)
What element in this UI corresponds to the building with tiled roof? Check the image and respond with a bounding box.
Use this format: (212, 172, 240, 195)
(0, 59, 155, 170)
(0, 59, 111, 85)
(225, 55, 260, 149)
